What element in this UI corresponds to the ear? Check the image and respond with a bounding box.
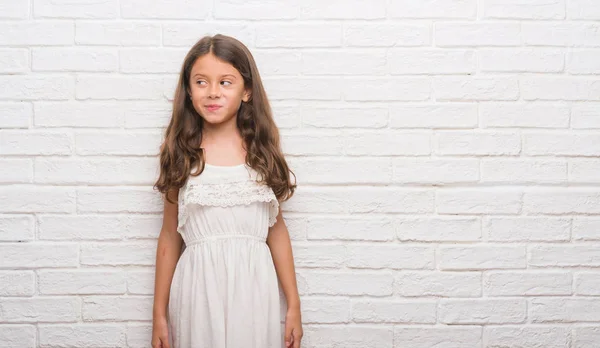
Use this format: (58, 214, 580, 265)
(242, 89, 251, 102)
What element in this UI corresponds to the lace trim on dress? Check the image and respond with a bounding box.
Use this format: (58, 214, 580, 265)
(177, 180, 279, 234)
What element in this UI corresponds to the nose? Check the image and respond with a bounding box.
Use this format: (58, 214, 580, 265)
(208, 83, 220, 98)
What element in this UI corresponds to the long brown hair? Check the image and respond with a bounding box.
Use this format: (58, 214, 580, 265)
(154, 34, 296, 204)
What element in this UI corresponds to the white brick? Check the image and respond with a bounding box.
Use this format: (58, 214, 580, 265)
(0, 186, 75, 213)
(76, 22, 161, 46)
(0, 76, 74, 100)
(264, 77, 343, 101)
(0, 271, 35, 296)
(33, 48, 117, 72)
(394, 327, 482, 348)
(524, 188, 600, 214)
(215, 0, 297, 19)
(568, 50, 600, 74)
(434, 77, 519, 101)
(0, 1, 29, 18)
(35, 157, 157, 184)
(344, 23, 430, 47)
(573, 326, 600, 348)
(127, 270, 154, 295)
(0, 159, 32, 184)
(0, 243, 78, 269)
(568, 0, 600, 19)
(389, 49, 475, 74)
(287, 187, 434, 214)
(571, 159, 600, 183)
(287, 158, 391, 184)
(436, 131, 521, 156)
(439, 299, 526, 324)
(38, 324, 127, 348)
(293, 243, 345, 268)
(302, 50, 387, 75)
(0, 131, 72, 155)
(393, 159, 479, 185)
(75, 130, 162, 155)
(281, 132, 344, 155)
(396, 217, 481, 242)
(34, 0, 118, 18)
(438, 188, 522, 215)
(81, 241, 157, 266)
(0, 298, 79, 323)
(256, 24, 341, 48)
(483, 0, 565, 19)
(530, 245, 600, 267)
(126, 324, 152, 348)
(300, 0, 385, 19)
(77, 187, 162, 214)
(572, 103, 600, 129)
(0, 21, 74, 45)
(344, 78, 430, 101)
(485, 271, 572, 296)
(480, 102, 570, 128)
(34, 101, 123, 128)
(253, 50, 301, 76)
(38, 215, 160, 241)
(439, 245, 526, 270)
(38, 270, 127, 295)
(394, 271, 481, 297)
(162, 22, 253, 47)
(0, 102, 31, 128)
(573, 217, 600, 241)
(486, 326, 570, 348)
(303, 326, 392, 348)
(82, 296, 152, 321)
(120, 48, 186, 74)
(76, 75, 164, 100)
(480, 48, 564, 73)
(0, 215, 34, 241)
(390, 104, 478, 128)
(524, 132, 600, 156)
(522, 77, 600, 101)
(531, 298, 600, 323)
(484, 217, 570, 242)
(306, 217, 395, 242)
(481, 159, 567, 184)
(523, 23, 600, 47)
(297, 270, 392, 296)
(345, 132, 431, 155)
(351, 299, 436, 323)
(435, 23, 521, 47)
(120, 0, 210, 19)
(389, 0, 476, 19)
(0, 325, 36, 348)
(302, 106, 388, 128)
(0, 48, 28, 73)
(575, 272, 600, 295)
(347, 244, 434, 270)
(301, 297, 351, 324)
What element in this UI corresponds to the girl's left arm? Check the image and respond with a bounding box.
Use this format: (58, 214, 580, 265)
(267, 206, 303, 347)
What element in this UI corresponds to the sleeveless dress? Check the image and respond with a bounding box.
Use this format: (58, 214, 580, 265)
(168, 163, 284, 348)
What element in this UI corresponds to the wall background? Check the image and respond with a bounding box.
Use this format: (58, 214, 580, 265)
(1, 0, 600, 347)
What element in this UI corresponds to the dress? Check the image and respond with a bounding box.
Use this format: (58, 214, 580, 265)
(168, 162, 284, 348)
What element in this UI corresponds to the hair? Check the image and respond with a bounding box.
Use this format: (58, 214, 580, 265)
(154, 34, 296, 204)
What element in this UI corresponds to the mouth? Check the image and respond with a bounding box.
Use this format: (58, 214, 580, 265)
(205, 104, 222, 112)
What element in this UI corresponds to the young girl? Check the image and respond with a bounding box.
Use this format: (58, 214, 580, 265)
(151, 34, 303, 348)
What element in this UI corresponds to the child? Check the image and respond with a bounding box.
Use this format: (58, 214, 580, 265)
(151, 34, 303, 348)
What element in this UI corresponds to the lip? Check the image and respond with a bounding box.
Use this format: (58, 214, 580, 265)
(205, 104, 222, 111)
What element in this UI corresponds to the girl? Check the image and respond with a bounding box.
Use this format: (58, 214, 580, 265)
(151, 34, 303, 348)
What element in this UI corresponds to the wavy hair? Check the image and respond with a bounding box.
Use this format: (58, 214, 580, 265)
(154, 34, 296, 204)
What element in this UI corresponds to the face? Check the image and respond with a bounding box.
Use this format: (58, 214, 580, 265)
(188, 52, 250, 125)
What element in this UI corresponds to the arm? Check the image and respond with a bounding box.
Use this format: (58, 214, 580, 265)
(152, 189, 184, 348)
(266, 206, 303, 347)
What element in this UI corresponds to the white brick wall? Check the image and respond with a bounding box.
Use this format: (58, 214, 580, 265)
(0, 0, 599, 347)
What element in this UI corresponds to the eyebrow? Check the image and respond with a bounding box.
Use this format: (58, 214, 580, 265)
(192, 73, 237, 79)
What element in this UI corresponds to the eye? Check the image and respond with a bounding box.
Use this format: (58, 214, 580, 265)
(221, 81, 232, 86)
(196, 80, 206, 85)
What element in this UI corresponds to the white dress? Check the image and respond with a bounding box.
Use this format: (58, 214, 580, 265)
(168, 163, 284, 348)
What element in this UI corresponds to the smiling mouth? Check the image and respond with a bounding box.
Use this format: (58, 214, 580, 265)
(205, 105, 222, 111)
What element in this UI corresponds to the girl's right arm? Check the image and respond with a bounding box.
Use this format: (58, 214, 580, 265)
(152, 188, 184, 348)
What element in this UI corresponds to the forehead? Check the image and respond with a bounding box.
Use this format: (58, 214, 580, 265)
(190, 53, 241, 77)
